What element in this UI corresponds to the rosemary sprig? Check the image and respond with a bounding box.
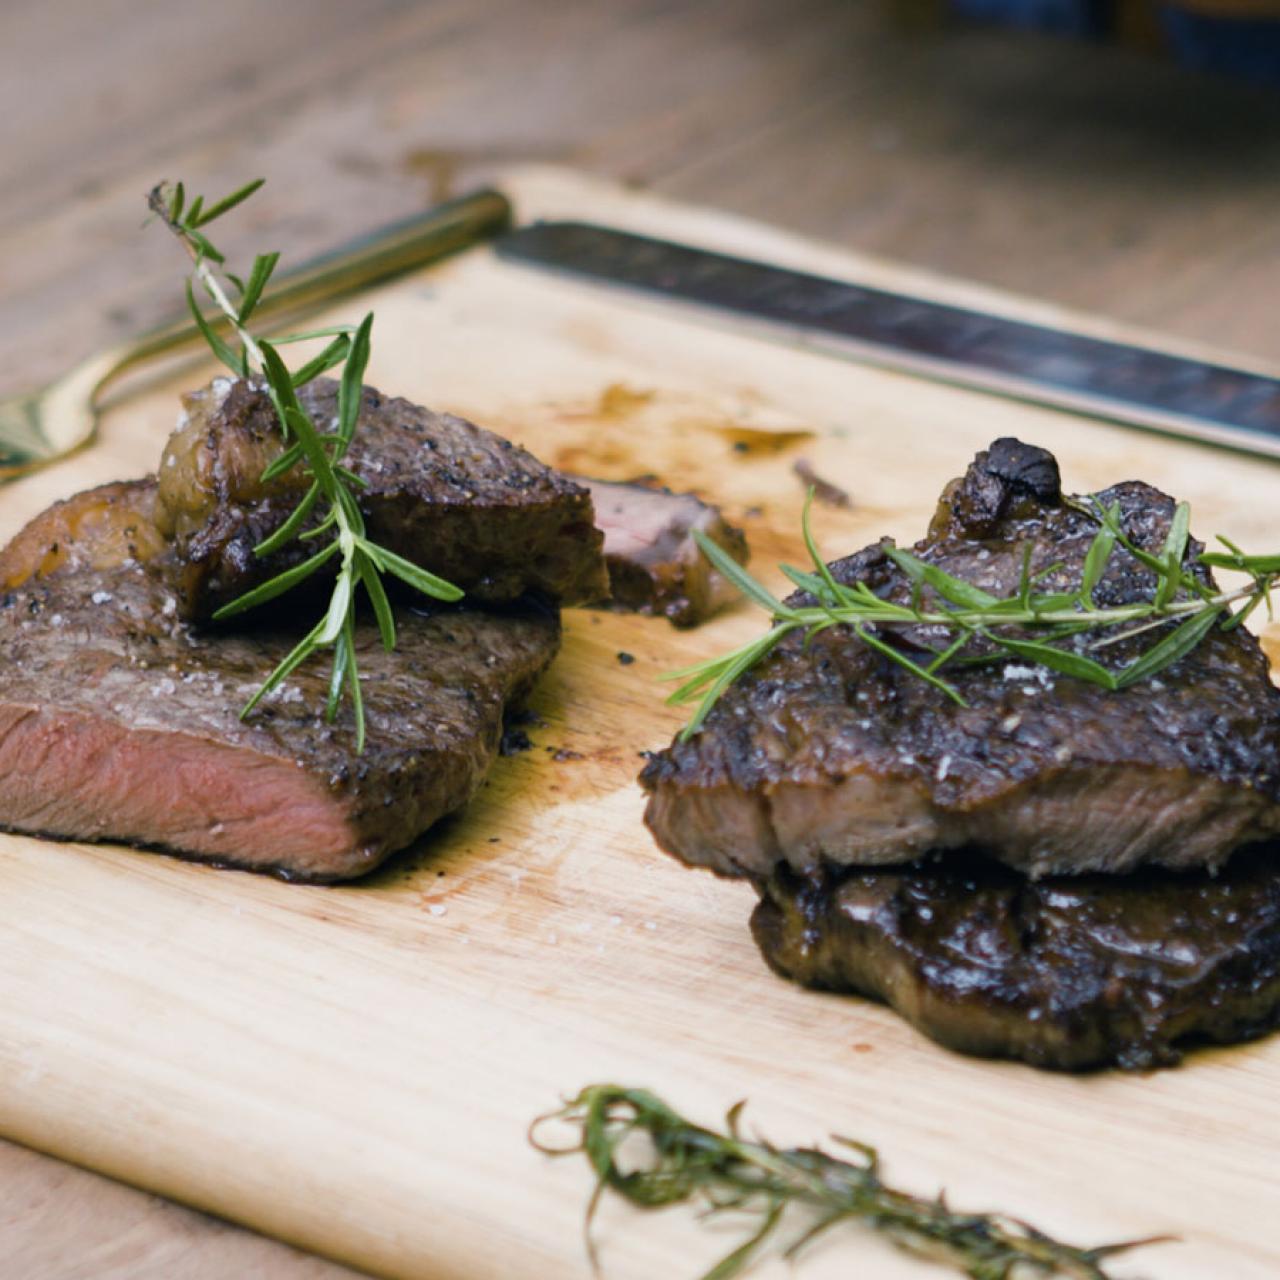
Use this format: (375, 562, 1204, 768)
(532, 1084, 1165, 1279)
(666, 491, 1279, 741)
(148, 179, 463, 750)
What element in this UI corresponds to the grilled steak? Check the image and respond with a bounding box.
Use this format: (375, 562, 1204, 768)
(751, 848, 1280, 1071)
(643, 439, 1280, 878)
(580, 477, 749, 627)
(0, 562, 558, 880)
(155, 376, 609, 619)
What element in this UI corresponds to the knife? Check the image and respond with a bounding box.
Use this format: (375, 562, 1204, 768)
(496, 220, 1280, 461)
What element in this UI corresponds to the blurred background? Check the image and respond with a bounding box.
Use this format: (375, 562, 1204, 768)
(4, 0, 1280, 1275)
(8, 0, 1280, 408)
(952, 0, 1280, 83)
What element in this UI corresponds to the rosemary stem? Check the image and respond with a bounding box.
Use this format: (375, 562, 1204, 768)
(775, 583, 1255, 637)
(149, 185, 266, 371)
(191, 254, 266, 369)
(536, 1085, 1161, 1280)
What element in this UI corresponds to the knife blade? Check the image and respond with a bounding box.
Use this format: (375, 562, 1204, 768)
(496, 220, 1280, 461)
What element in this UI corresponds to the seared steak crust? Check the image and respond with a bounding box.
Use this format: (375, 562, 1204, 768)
(581, 477, 749, 627)
(643, 440, 1280, 878)
(0, 479, 169, 590)
(751, 848, 1280, 1071)
(0, 564, 558, 880)
(155, 377, 609, 618)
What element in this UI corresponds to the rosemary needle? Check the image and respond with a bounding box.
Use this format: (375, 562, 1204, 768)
(666, 489, 1280, 742)
(148, 179, 462, 751)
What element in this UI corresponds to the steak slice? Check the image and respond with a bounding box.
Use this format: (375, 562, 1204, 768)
(751, 847, 1280, 1071)
(579, 477, 749, 627)
(0, 562, 559, 881)
(154, 376, 609, 619)
(643, 439, 1280, 879)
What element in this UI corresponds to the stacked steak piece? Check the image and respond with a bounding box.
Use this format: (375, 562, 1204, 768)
(642, 440, 1280, 1070)
(153, 377, 611, 620)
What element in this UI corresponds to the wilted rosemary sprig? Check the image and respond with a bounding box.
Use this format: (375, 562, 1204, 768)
(666, 490, 1279, 741)
(148, 179, 462, 751)
(532, 1084, 1164, 1279)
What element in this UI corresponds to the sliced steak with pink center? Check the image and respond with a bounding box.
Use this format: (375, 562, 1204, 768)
(0, 563, 558, 880)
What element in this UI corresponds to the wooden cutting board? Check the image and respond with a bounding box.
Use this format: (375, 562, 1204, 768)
(4, 168, 1279, 1280)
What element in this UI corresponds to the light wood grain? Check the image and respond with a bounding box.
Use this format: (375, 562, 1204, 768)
(3, 168, 1279, 1280)
(0, 1139, 367, 1280)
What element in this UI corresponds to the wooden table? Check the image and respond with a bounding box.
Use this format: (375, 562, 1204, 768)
(6, 1, 1280, 1274)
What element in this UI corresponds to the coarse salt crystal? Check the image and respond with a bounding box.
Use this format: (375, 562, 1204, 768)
(91, 591, 113, 605)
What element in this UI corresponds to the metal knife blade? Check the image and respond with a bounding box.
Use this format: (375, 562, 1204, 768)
(496, 220, 1280, 461)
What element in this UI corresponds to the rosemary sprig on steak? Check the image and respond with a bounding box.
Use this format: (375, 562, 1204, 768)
(532, 1084, 1163, 1279)
(667, 489, 1278, 741)
(148, 179, 462, 750)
